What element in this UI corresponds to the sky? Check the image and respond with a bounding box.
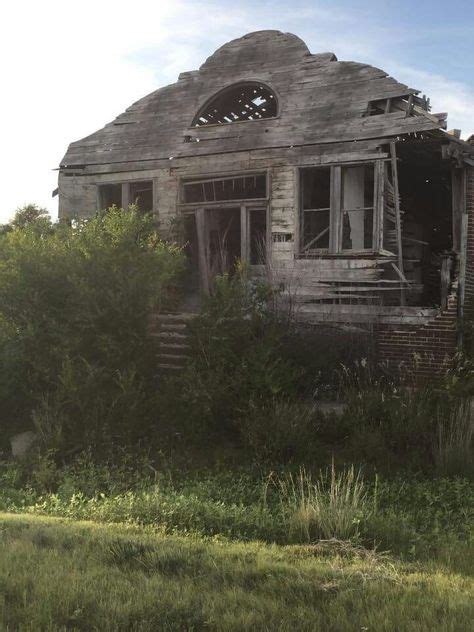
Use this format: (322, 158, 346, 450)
(0, 0, 473, 223)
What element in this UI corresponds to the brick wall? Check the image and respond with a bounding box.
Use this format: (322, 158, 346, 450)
(376, 292, 458, 382)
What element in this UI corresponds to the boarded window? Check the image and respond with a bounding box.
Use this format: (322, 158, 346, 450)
(99, 184, 122, 209)
(130, 181, 153, 213)
(300, 168, 331, 251)
(193, 83, 277, 126)
(183, 175, 266, 204)
(341, 165, 374, 250)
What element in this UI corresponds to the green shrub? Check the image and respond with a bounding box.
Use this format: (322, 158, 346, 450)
(240, 399, 321, 463)
(166, 267, 302, 443)
(0, 206, 184, 451)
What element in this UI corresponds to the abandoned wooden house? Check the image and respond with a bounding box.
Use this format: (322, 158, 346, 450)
(57, 30, 474, 379)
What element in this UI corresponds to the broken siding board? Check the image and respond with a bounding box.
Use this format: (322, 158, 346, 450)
(374, 159, 385, 250)
(389, 141, 405, 305)
(294, 303, 439, 324)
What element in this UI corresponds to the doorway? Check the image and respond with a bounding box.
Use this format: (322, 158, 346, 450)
(183, 205, 267, 295)
(207, 207, 241, 278)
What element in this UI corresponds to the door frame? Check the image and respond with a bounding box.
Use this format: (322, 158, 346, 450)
(185, 203, 269, 294)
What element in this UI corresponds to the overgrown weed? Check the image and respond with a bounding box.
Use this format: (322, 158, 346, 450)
(267, 463, 370, 543)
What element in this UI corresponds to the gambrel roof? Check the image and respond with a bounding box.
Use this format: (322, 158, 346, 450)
(60, 30, 447, 170)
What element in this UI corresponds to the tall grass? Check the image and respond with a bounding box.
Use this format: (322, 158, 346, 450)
(271, 462, 370, 543)
(435, 399, 474, 477)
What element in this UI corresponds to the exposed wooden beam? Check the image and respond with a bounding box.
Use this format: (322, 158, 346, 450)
(389, 141, 405, 306)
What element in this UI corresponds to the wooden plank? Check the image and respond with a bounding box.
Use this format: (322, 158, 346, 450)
(374, 159, 384, 251)
(195, 208, 210, 294)
(240, 204, 248, 261)
(121, 182, 130, 210)
(330, 166, 341, 253)
(440, 255, 453, 310)
(293, 166, 301, 255)
(451, 168, 466, 253)
(391, 263, 409, 284)
(389, 142, 405, 306)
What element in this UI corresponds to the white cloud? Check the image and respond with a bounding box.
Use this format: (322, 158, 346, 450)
(386, 64, 474, 137)
(0, 0, 472, 223)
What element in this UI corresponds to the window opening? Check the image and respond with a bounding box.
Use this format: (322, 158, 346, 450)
(249, 209, 267, 264)
(99, 184, 122, 209)
(300, 167, 331, 251)
(130, 181, 153, 213)
(300, 164, 376, 254)
(193, 83, 277, 126)
(183, 174, 266, 204)
(341, 165, 374, 250)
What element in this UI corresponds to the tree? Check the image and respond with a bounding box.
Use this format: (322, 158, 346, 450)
(10, 204, 51, 230)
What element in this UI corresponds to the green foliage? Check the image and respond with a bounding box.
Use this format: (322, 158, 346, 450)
(10, 203, 51, 231)
(1, 457, 472, 559)
(163, 267, 302, 443)
(318, 363, 474, 476)
(241, 399, 321, 463)
(0, 206, 184, 450)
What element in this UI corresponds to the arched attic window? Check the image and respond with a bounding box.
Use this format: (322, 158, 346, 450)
(193, 82, 277, 126)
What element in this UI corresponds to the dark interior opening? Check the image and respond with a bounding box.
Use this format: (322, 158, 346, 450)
(130, 181, 153, 213)
(207, 207, 241, 277)
(99, 184, 122, 209)
(397, 140, 453, 307)
(249, 209, 267, 264)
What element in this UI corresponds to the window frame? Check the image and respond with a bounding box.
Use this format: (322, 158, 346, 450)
(179, 171, 269, 207)
(179, 170, 271, 268)
(192, 81, 279, 128)
(298, 161, 383, 256)
(97, 179, 155, 213)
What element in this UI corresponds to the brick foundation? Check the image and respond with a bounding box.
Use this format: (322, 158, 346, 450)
(376, 293, 458, 382)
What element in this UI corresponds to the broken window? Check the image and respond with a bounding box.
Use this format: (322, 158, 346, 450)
(341, 165, 374, 250)
(99, 184, 122, 209)
(301, 168, 331, 251)
(192, 83, 277, 126)
(300, 164, 376, 254)
(182, 174, 267, 204)
(129, 181, 153, 213)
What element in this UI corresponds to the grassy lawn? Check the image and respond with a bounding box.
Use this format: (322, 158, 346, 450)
(0, 512, 473, 631)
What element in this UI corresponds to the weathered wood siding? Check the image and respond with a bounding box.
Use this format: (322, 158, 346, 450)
(59, 30, 441, 172)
